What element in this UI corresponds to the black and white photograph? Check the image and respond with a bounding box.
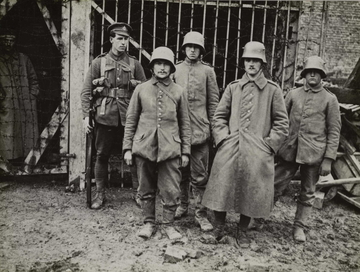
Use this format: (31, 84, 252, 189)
(0, 1, 359, 271)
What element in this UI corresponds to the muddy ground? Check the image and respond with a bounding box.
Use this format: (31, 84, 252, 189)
(0, 176, 359, 272)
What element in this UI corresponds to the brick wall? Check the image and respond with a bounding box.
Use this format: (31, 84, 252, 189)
(297, 1, 360, 85)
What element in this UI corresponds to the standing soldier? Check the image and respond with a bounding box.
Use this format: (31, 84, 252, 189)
(274, 56, 341, 242)
(173, 31, 219, 232)
(202, 41, 289, 242)
(123, 47, 191, 239)
(81, 22, 146, 209)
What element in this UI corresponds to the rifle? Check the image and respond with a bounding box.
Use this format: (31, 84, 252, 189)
(85, 99, 94, 208)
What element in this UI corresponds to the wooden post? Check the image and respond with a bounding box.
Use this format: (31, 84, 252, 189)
(262, 0, 268, 43)
(270, 0, 280, 78)
(153, 0, 157, 50)
(235, 1, 242, 79)
(176, 0, 182, 61)
(67, 0, 92, 188)
(223, 0, 231, 89)
(250, 0, 255, 41)
(202, 0, 207, 35)
(212, 0, 219, 67)
(281, 1, 291, 90)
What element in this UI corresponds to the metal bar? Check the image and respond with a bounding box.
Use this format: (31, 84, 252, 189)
(235, 1, 242, 79)
(250, 0, 255, 41)
(270, 0, 279, 78)
(139, 0, 144, 61)
(165, 0, 169, 46)
(202, 0, 207, 35)
(115, 0, 118, 21)
(212, 0, 219, 67)
(262, 0, 267, 43)
(293, 0, 302, 86)
(281, 1, 291, 90)
(101, 0, 105, 54)
(176, 0, 182, 60)
(317, 177, 360, 188)
(153, 0, 157, 50)
(190, 0, 194, 30)
(319, 1, 328, 58)
(223, 0, 232, 89)
(304, 1, 314, 62)
(128, 0, 131, 24)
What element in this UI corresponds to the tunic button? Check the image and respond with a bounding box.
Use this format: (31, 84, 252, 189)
(117, 78, 120, 80)
(158, 118, 161, 121)
(158, 124, 161, 128)
(159, 113, 162, 116)
(247, 110, 250, 113)
(159, 102, 161, 105)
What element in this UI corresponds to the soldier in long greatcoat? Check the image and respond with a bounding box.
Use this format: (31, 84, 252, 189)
(202, 42, 289, 242)
(0, 29, 39, 164)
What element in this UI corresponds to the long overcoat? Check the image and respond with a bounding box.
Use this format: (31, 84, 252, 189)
(202, 72, 289, 218)
(0, 51, 39, 159)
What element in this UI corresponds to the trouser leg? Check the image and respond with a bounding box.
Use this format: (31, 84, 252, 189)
(274, 158, 299, 201)
(158, 158, 182, 239)
(190, 143, 209, 218)
(92, 124, 116, 209)
(135, 156, 157, 224)
(294, 164, 319, 227)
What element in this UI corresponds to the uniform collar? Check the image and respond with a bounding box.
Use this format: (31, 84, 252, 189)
(108, 50, 126, 61)
(304, 81, 324, 93)
(238, 71, 267, 90)
(184, 58, 200, 65)
(151, 76, 172, 86)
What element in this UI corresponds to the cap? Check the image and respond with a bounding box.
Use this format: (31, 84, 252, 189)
(0, 27, 17, 38)
(107, 22, 133, 37)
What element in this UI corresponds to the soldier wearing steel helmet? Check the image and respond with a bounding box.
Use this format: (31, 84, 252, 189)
(274, 56, 341, 243)
(80, 22, 146, 209)
(172, 31, 220, 232)
(123, 46, 191, 240)
(201, 41, 289, 244)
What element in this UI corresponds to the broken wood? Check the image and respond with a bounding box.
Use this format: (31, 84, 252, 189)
(316, 177, 360, 188)
(340, 135, 357, 155)
(337, 191, 360, 209)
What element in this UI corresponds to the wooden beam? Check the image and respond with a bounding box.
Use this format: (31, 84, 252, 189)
(24, 105, 69, 172)
(91, 1, 151, 60)
(36, 1, 64, 55)
(317, 177, 360, 188)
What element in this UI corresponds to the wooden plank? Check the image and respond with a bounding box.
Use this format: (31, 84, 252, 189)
(337, 191, 360, 209)
(340, 135, 357, 155)
(24, 106, 68, 173)
(36, 2, 64, 55)
(68, 0, 92, 188)
(316, 177, 360, 188)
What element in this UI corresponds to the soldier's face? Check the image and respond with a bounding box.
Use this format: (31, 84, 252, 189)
(152, 60, 171, 79)
(185, 44, 201, 60)
(0, 35, 15, 52)
(305, 69, 322, 87)
(110, 34, 129, 54)
(244, 58, 262, 77)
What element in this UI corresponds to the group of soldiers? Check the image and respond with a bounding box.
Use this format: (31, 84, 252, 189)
(80, 22, 341, 244)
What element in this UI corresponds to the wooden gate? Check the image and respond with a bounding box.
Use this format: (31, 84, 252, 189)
(67, 0, 301, 186)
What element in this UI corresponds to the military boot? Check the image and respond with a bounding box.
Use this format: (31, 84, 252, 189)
(193, 187, 213, 232)
(175, 179, 190, 219)
(162, 206, 182, 240)
(213, 211, 226, 240)
(91, 179, 105, 209)
(138, 198, 156, 239)
(293, 203, 312, 242)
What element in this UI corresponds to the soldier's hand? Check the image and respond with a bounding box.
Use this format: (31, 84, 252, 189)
(181, 154, 189, 168)
(319, 158, 333, 176)
(83, 117, 93, 134)
(124, 150, 133, 166)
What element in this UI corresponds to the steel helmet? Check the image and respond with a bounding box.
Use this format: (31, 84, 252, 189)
(181, 31, 205, 54)
(149, 46, 176, 73)
(241, 41, 267, 64)
(300, 56, 327, 78)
